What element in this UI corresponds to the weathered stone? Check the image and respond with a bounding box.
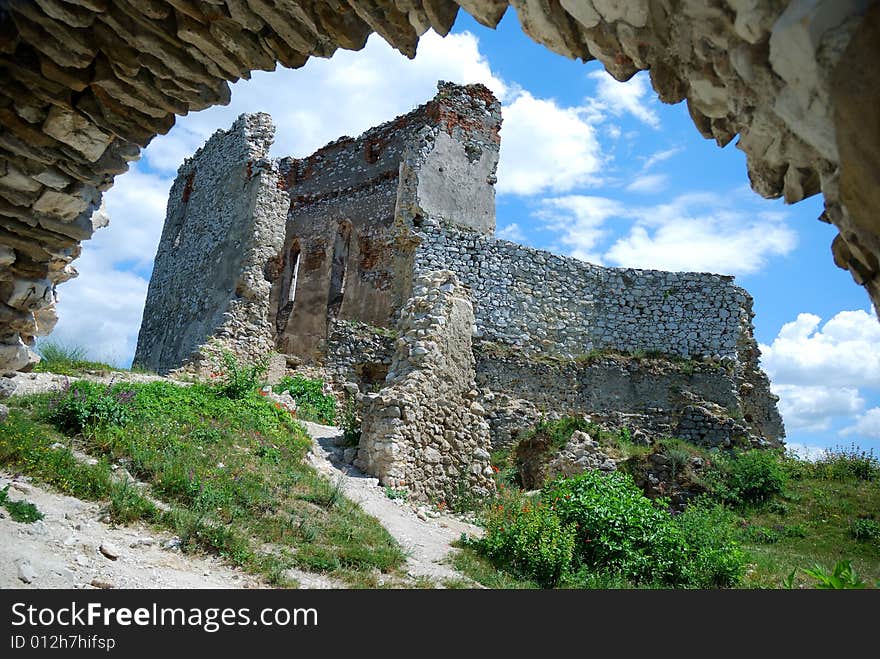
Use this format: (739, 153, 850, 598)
(42, 107, 113, 162)
(99, 542, 120, 560)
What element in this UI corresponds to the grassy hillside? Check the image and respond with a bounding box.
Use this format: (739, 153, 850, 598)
(0, 358, 405, 587)
(453, 419, 879, 589)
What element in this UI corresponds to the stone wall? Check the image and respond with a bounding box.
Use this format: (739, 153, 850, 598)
(415, 221, 746, 360)
(134, 113, 288, 374)
(324, 319, 395, 390)
(356, 271, 495, 502)
(475, 347, 783, 450)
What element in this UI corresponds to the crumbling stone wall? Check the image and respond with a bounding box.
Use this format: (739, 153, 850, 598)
(272, 81, 500, 360)
(356, 271, 495, 502)
(134, 113, 288, 374)
(475, 348, 783, 450)
(324, 319, 395, 390)
(2, 2, 880, 372)
(415, 221, 746, 360)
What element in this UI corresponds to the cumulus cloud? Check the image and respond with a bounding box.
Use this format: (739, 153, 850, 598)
(841, 408, 880, 439)
(760, 310, 880, 388)
(586, 70, 661, 128)
(496, 91, 604, 196)
(143, 31, 508, 173)
(48, 164, 172, 365)
(640, 147, 682, 171)
(759, 309, 880, 443)
(48, 251, 150, 367)
(535, 196, 624, 263)
(771, 384, 864, 433)
(538, 191, 797, 275)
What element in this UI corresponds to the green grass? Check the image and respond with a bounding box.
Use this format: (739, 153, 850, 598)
(0, 484, 44, 523)
(454, 443, 880, 589)
(737, 459, 880, 588)
(273, 376, 337, 424)
(449, 542, 540, 589)
(1, 379, 406, 587)
(33, 341, 118, 376)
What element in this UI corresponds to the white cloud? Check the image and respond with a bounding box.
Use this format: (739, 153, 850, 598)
(640, 147, 682, 171)
(771, 384, 864, 433)
(759, 310, 880, 388)
(540, 191, 797, 275)
(604, 193, 797, 275)
(48, 164, 171, 365)
(142, 31, 508, 172)
(587, 70, 660, 129)
(48, 251, 149, 367)
(625, 173, 668, 194)
(496, 91, 604, 196)
(497, 222, 526, 242)
(841, 407, 880, 439)
(535, 196, 623, 263)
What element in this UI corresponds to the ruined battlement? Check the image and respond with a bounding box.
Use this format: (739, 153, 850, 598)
(135, 82, 784, 499)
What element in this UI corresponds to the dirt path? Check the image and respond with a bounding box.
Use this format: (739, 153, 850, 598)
(0, 473, 263, 590)
(300, 421, 482, 585)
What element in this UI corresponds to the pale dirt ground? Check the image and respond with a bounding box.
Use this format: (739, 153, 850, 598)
(1, 373, 482, 589)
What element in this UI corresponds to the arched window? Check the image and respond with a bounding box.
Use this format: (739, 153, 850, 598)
(327, 222, 352, 319)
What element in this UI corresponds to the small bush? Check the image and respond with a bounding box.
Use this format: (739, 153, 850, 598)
(212, 351, 267, 400)
(384, 486, 408, 501)
(34, 342, 115, 375)
(544, 471, 686, 586)
(0, 485, 44, 523)
(274, 376, 336, 424)
(705, 449, 787, 507)
(46, 380, 136, 434)
(477, 493, 576, 588)
(255, 445, 281, 464)
(339, 392, 361, 447)
(109, 481, 157, 524)
(850, 518, 880, 542)
(802, 560, 868, 589)
(674, 500, 746, 588)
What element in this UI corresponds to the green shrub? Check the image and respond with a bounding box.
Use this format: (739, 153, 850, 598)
(850, 518, 880, 542)
(212, 351, 267, 400)
(674, 500, 746, 588)
(339, 392, 361, 447)
(45, 380, 136, 434)
(477, 493, 576, 587)
(544, 471, 686, 586)
(274, 376, 336, 424)
(0, 485, 44, 523)
(33, 342, 115, 375)
(705, 449, 787, 507)
(812, 444, 879, 482)
(109, 481, 158, 524)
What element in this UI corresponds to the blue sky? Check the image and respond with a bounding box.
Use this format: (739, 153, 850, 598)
(50, 10, 880, 457)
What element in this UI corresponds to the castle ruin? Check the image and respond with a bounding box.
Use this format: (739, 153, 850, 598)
(135, 82, 784, 502)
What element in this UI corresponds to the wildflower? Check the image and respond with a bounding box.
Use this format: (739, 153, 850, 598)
(491, 465, 499, 473)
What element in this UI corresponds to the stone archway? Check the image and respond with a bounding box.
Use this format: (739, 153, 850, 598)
(1, 0, 878, 371)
